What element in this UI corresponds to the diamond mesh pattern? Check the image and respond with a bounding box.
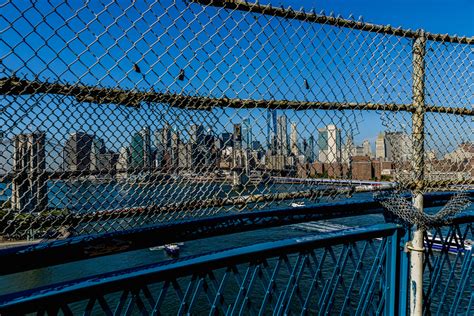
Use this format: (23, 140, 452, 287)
(0, 0, 472, 240)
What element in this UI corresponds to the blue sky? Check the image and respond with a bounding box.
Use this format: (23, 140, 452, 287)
(268, 1, 473, 37)
(0, 0, 472, 155)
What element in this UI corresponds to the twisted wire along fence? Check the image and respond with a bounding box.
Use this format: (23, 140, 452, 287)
(0, 0, 472, 241)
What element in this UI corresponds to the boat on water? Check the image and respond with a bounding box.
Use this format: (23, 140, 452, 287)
(149, 242, 183, 256)
(163, 244, 180, 256)
(291, 202, 305, 208)
(425, 233, 473, 255)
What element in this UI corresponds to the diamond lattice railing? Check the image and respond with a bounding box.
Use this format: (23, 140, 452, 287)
(423, 221, 474, 315)
(0, 224, 400, 315)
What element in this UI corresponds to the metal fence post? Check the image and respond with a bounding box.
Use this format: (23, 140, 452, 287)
(410, 30, 426, 316)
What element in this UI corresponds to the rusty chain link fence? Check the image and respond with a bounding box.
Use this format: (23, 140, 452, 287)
(0, 0, 472, 240)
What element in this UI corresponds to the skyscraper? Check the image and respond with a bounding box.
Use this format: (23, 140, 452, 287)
(90, 137, 106, 171)
(12, 132, 47, 212)
(189, 124, 205, 145)
(375, 133, 386, 159)
(306, 135, 315, 163)
(130, 127, 151, 169)
(190, 124, 206, 171)
(385, 132, 412, 162)
(318, 124, 341, 163)
(116, 147, 130, 171)
(267, 109, 277, 151)
(242, 118, 252, 150)
(233, 124, 242, 150)
(290, 122, 299, 156)
(64, 132, 94, 171)
(155, 123, 172, 168)
(276, 115, 288, 156)
(342, 135, 354, 164)
(362, 140, 372, 157)
(171, 130, 180, 171)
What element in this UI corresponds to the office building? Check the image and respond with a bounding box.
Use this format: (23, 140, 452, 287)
(276, 115, 288, 156)
(385, 132, 412, 162)
(318, 124, 341, 163)
(64, 132, 94, 171)
(375, 133, 386, 159)
(362, 140, 372, 157)
(242, 118, 252, 150)
(130, 127, 151, 169)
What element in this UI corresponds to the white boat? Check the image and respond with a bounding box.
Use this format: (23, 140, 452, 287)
(163, 244, 180, 256)
(291, 202, 305, 208)
(149, 242, 184, 253)
(425, 233, 473, 255)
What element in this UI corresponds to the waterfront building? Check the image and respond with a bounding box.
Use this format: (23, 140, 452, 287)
(130, 127, 151, 169)
(11, 132, 47, 212)
(444, 142, 473, 163)
(64, 132, 94, 171)
(318, 124, 341, 163)
(189, 124, 208, 172)
(178, 142, 192, 170)
(375, 132, 386, 159)
(189, 124, 205, 146)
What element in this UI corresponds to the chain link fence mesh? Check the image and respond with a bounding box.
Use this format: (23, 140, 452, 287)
(0, 0, 472, 240)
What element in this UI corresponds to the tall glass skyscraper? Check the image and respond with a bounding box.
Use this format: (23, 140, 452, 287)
(242, 118, 252, 150)
(130, 127, 151, 169)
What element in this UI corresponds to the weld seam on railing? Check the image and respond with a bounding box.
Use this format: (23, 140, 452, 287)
(1, 78, 472, 116)
(191, 1, 474, 44)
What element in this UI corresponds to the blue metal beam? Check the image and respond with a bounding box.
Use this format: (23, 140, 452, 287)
(0, 224, 401, 315)
(0, 192, 470, 276)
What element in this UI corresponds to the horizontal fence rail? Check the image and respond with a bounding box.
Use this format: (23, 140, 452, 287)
(1, 77, 473, 115)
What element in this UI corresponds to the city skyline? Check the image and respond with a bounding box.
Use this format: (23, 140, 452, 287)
(1, 115, 471, 175)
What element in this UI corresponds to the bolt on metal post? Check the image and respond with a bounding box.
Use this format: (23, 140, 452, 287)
(410, 30, 426, 316)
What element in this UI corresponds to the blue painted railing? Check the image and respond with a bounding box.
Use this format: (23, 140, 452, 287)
(0, 195, 472, 315)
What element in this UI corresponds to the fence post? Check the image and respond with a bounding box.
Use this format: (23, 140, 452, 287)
(410, 30, 426, 316)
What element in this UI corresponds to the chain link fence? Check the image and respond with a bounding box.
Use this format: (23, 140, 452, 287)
(0, 0, 472, 240)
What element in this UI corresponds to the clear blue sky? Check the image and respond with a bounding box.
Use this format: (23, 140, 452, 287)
(0, 0, 472, 155)
(266, 0, 473, 36)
